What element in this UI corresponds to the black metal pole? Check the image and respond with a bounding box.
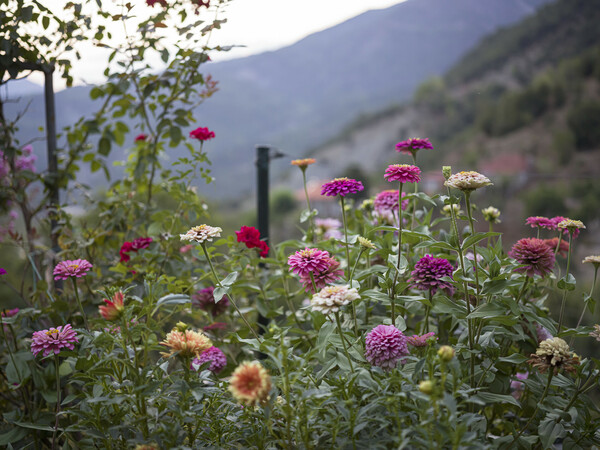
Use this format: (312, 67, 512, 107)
(255, 145, 270, 336)
(43, 65, 61, 282)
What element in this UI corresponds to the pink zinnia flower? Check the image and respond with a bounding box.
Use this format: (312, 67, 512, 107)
(131, 237, 152, 250)
(511, 372, 528, 399)
(406, 332, 437, 347)
(411, 255, 454, 294)
(384, 164, 421, 184)
(395, 138, 433, 155)
(509, 238, 556, 277)
(31, 324, 79, 357)
(288, 248, 332, 277)
(53, 259, 93, 281)
(525, 216, 556, 231)
(192, 346, 227, 374)
(0, 267, 6, 276)
(373, 189, 408, 225)
(189, 127, 215, 141)
(134, 133, 148, 142)
(99, 291, 125, 321)
(542, 238, 569, 257)
(299, 256, 344, 293)
(365, 325, 409, 371)
(551, 216, 581, 238)
(192, 286, 229, 316)
(320, 177, 364, 197)
(315, 218, 343, 240)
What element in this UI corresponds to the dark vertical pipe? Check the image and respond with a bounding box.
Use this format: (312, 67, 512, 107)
(255, 145, 270, 336)
(43, 66, 61, 272)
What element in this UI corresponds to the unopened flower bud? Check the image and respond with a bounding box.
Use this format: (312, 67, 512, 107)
(438, 345, 455, 362)
(419, 380, 434, 395)
(175, 321, 189, 332)
(442, 166, 452, 180)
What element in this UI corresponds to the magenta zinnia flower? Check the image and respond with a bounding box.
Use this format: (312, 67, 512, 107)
(134, 133, 148, 142)
(192, 346, 227, 374)
(407, 332, 437, 347)
(189, 127, 215, 141)
(525, 216, 556, 231)
(384, 164, 421, 184)
(365, 325, 409, 371)
(509, 238, 556, 277)
(192, 286, 229, 316)
(411, 255, 454, 294)
(299, 256, 344, 293)
(288, 248, 332, 277)
(31, 324, 79, 357)
(395, 138, 433, 155)
(53, 259, 93, 280)
(320, 177, 364, 197)
(536, 324, 553, 343)
(0, 267, 6, 276)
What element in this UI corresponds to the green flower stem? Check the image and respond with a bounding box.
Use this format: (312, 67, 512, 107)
(348, 248, 365, 286)
(557, 231, 574, 334)
(71, 277, 89, 330)
(571, 264, 598, 346)
(464, 192, 481, 307)
(390, 182, 405, 325)
(335, 311, 355, 374)
(446, 186, 475, 387)
(309, 272, 318, 295)
(201, 243, 262, 343)
(576, 265, 597, 329)
(302, 169, 315, 242)
(514, 277, 530, 305)
(424, 290, 432, 333)
(0, 317, 22, 382)
(512, 370, 553, 445)
(340, 196, 352, 280)
(52, 355, 61, 450)
(411, 154, 418, 230)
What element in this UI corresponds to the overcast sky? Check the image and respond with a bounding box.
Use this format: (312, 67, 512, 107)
(25, 0, 405, 89)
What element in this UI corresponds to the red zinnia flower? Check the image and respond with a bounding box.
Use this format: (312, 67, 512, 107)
(131, 237, 152, 250)
(189, 127, 215, 141)
(134, 134, 148, 142)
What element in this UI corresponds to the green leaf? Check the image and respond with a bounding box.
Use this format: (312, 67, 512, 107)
(299, 208, 317, 223)
(0, 427, 29, 445)
(213, 286, 230, 303)
(156, 294, 190, 306)
(221, 271, 238, 286)
(14, 422, 57, 432)
(462, 232, 500, 250)
(98, 137, 111, 156)
(467, 302, 508, 320)
(557, 273, 576, 291)
(394, 315, 406, 331)
(498, 354, 529, 364)
(471, 392, 521, 408)
(539, 417, 565, 449)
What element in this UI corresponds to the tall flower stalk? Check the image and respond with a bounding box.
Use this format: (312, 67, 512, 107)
(384, 164, 421, 324)
(292, 158, 317, 242)
(557, 220, 586, 333)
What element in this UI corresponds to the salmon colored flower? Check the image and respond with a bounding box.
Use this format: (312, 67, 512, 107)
(229, 361, 272, 406)
(160, 328, 212, 358)
(99, 291, 125, 321)
(291, 158, 316, 170)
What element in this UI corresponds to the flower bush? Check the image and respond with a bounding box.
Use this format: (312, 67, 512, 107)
(1, 1, 599, 449)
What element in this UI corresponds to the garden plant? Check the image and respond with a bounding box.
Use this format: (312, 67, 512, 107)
(1, 0, 600, 449)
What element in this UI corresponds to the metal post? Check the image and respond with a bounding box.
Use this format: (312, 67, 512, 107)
(255, 145, 270, 336)
(42, 66, 61, 282)
(256, 145, 270, 248)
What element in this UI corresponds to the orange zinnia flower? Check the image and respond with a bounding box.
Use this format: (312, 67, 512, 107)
(229, 361, 271, 406)
(160, 328, 212, 358)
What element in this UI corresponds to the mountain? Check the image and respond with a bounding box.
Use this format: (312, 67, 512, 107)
(3, 0, 551, 199)
(299, 0, 600, 244)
